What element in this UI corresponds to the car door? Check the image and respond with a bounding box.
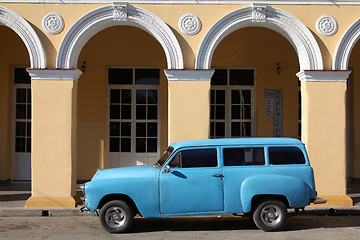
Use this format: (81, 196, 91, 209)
(159, 147, 224, 215)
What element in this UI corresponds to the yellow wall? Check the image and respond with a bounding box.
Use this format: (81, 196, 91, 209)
(76, 26, 167, 179)
(0, 26, 29, 181)
(349, 41, 360, 178)
(212, 27, 300, 138)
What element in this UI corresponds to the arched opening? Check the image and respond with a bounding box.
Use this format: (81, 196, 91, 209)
(210, 27, 300, 139)
(0, 26, 31, 181)
(76, 26, 168, 180)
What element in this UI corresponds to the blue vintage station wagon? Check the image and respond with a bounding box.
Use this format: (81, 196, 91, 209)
(81, 138, 325, 232)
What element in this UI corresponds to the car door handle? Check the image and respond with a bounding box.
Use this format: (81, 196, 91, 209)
(211, 174, 224, 179)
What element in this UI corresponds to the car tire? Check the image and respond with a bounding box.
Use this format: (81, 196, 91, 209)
(252, 199, 288, 232)
(99, 200, 134, 233)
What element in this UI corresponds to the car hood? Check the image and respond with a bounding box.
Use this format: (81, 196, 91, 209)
(91, 165, 159, 181)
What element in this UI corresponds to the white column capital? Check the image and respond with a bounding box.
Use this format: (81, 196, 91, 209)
(296, 70, 351, 83)
(27, 69, 82, 81)
(164, 69, 215, 81)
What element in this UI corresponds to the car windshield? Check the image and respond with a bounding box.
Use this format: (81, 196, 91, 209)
(155, 146, 174, 168)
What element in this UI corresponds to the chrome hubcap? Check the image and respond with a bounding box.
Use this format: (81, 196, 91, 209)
(260, 205, 282, 226)
(105, 206, 126, 228)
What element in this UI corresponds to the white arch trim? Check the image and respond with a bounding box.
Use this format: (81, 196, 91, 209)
(0, 6, 46, 68)
(56, 3, 183, 69)
(333, 18, 360, 70)
(196, 4, 323, 70)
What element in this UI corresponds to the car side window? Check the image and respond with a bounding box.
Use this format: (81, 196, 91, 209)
(168, 149, 218, 168)
(269, 147, 306, 165)
(223, 148, 265, 166)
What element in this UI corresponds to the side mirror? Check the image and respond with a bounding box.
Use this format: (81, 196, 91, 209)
(163, 165, 171, 173)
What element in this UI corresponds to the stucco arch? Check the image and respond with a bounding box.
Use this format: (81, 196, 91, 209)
(333, 18, 360, 70)
(0, 6, 46, 68)
(56, 3, 183, 69)
(196, 4, 323, 70)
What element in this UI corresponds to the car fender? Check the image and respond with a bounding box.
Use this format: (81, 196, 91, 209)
(240, 174, 311, 212)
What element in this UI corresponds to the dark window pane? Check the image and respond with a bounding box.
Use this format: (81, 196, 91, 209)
(136, 138, 146, 152)
(136, 105, 146, 119)
(147, 123, 157, 137)
(230, 69, 254, 85)
(16, 104, 26, 119)
(27, 122, 31, 137)
(269, 147, 306, 165)
(231, 122, 240, 137)
(16, 122, 26, 136)
(135, 69, 160, 85)
(121, 89, 131, 104)
(26, 138, 31, 153)
(211, 69, 227, 85)
(16, 89, 26, 103)
(231, 105, 240, 119)
(27, 89, 31, 103)
(110, 89, 120, 103)
(148, 90, 158, 104)
(147, 138, 157, 152)
(211, 90, 215, 104)
(15, 138, 25, 152)
(210, 105, 215, 119)
(121, 122, 131, 137)
(210, 122, 215, 138)
(110, 122, 120, 136)
(108, 68, 133, 85)
(215, 122, 225, 137)
(136, 123, 146, 137)
(243, 122, 251, 136)
(110, 138, 120, 152)
(215, 105, 225, 119)
(121, 138, 131, 152)
(14, 68, 31, 84)
(147, 105, 157, 119)
(243, 105, 252, 119)
(136, 90, 146, 104)
(242, 90, 251, 104)
(216, 90, 225, 104)
(27, 105, 31, 119)
(110, 105, 120, 119)
(224, 148, 265, 166)
(181, 149, 217, 168)
(121, 105, 131, 119)
(231, 90, 241, 104)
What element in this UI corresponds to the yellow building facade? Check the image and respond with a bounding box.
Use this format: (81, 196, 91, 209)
(0, 0, 359, 207)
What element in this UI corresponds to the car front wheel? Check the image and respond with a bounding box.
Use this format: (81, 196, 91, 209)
(252, 199, 288, 232)
(99, 200, 134, 233)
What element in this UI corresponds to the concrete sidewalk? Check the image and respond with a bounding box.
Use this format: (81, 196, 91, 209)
(1, 180, 360, 218)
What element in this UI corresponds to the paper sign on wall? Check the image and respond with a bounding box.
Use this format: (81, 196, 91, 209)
(264, 89, 283, 137)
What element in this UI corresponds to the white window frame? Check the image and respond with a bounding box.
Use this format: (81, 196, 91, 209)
(106, 68, 161, 167)
(210, 68, 256, 138)
(11, 67, 32, 180)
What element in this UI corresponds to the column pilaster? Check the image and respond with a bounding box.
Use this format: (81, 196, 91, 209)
(297, 70, 352, 205)
(25, 69, 81, 208)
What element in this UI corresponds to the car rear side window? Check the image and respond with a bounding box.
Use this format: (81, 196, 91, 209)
(169, 149, 218, 168)
(269, 147, 305, 165)
(223, 148, 265, 166)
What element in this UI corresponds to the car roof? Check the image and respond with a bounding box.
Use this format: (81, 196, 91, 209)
(169, 138, 304, 150)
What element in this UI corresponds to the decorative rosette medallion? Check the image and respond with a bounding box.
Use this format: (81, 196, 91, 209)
(316, 15, 338, 37)
(42, 12, 64, 35)
(178, 13, 201, 36)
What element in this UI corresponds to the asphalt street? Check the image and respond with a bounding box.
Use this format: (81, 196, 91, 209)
(1, 212, 360, 240)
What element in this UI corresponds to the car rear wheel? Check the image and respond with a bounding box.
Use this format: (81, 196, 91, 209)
(252, 199, 288, 232)
(99, 200, 134, 233)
